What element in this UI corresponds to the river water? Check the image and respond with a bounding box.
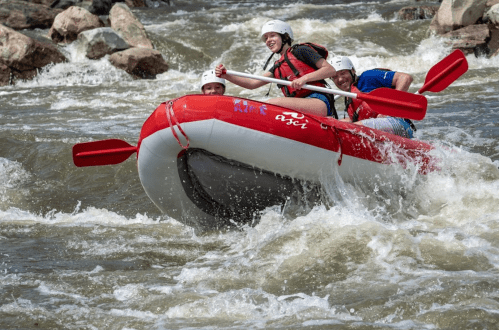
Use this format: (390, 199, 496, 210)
(1, 0, 499, 329)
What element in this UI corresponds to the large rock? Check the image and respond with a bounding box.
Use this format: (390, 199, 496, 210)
(77, 27, 130, 59)
(49, 0, 83, 10)
(89, 0, 113, 15)
(398, 6, 439, 20)
(484, 4, 499, 24)
(0, 0, 62, 30)
(0, 63, 10, 86)
(488, 25, 499, 57)
(486, 0, 499, 9)
(109, 48, 168, 79)
(443, 24, 490, 55)
(28, 0, 54, 5)
(48, 6, 104, 43)
(145, 0, 170, 6)
(0, 24, 67, 85)
(109, 3, 153, 49)
(430, 0, 488, 34)
(125, 0, 146, 7)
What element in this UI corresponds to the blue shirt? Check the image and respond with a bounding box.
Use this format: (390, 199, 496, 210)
(356, 69, 395, 93)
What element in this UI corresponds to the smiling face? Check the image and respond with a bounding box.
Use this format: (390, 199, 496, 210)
(202, 82, 225, 95)
(332, 69, 355, 91)
(262, 32, 283, 54)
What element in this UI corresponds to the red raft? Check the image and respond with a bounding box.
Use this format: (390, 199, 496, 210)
(133, 94, 434, 230)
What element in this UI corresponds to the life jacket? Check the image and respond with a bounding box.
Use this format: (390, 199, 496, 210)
(272, 43, 329, 98)
(345, 85, 378, 122)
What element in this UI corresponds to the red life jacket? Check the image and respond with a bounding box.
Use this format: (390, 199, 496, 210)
(272, 43, 329, 98)
(346, 85, 379, 122)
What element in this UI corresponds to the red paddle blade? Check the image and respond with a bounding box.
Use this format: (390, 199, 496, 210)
(418, 50, 468, 94)
(73, 139, 137, 167)
(358, 88, 427, 121)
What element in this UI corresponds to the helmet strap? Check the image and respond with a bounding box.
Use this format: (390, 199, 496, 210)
(350, 71, 358, 86)
(279, 34, 291, 53)
(264, 83, 272, 97)
(263, 53, 275, 70)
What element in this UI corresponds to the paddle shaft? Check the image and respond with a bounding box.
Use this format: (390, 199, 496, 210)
(75, 146, 137, 158)
(225, 70, 356, 98)
(225, 70, 425, 112)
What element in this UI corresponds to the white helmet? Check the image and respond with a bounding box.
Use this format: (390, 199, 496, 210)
(201, 70, 225, 90)
(260, 20, 293, 43)
(329, 56, 355, 72)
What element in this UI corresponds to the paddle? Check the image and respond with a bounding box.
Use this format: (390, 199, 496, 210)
(73, 139, 137, 167)
(330, 50, 467, 117)
(417, 49, 468, 94)
(223, 69, 428, 120)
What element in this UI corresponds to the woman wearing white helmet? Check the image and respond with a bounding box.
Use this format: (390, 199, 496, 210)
(329, 56, 416, 138)
(201, 70, 226, 95)
(215, 20, 337, 117)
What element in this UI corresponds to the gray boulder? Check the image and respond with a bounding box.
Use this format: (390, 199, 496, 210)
(77, 27, 130, 59)
(484, 3, 499, 24)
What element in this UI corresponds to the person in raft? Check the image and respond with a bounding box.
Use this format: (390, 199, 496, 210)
(330, 56, 417, 139)
(215, 19, 338, 118)
(201, 69, 226, 95)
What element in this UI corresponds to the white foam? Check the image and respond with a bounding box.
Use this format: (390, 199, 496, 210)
(114, 284, 147, 302)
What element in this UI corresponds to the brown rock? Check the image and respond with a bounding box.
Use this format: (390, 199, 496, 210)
(50, 0, 83, 10)
(48, 6, 104, 43)
(28, 0, 54, 5)
(488, 24, 499, 56)
(486, 0, 499, 8)
(443, 24, 490, 55)
(398, 6, 439, 20)
(0, 24, 66, 80)
(12, 69, 38, 82)
(109, 48, 168, 79)
(109, 3, 153, 49)
(430, 0, 488, 34)
(0, 63, 10, 86)
(125, 0, 146, 7)
(0, 0, 62, 30)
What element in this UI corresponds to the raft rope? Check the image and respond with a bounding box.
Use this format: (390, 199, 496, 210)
(319, 122, 344, 166)
(166, 100, 190, 149)
(332, 126, 344, 166)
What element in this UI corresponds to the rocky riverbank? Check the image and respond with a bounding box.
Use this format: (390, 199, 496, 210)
(0, 0, 169, 86)
(399, 0, 499, 57)
(1, 0, 498, 87)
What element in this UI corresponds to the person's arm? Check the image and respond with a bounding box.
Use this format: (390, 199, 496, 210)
(391, 72, 413, 92)
(290, 58, 336, 90)
(215, 64, 270, 90)
(375, 71, 413, 118)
